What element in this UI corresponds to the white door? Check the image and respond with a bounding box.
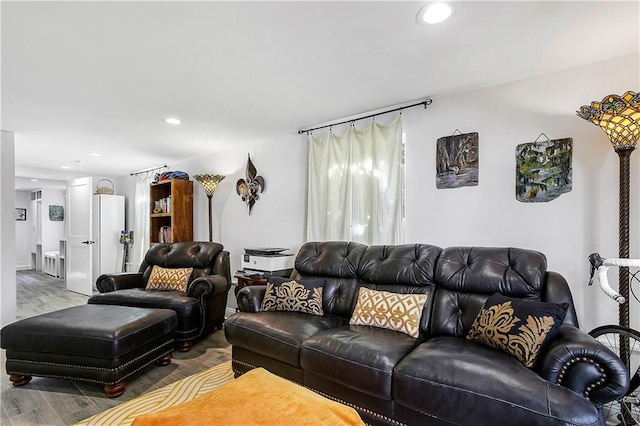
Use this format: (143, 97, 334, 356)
(67, 177, 94, 296)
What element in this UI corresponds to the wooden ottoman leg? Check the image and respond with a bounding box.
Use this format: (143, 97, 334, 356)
(9, 374, 32, 387)
(104, 382, 127, 398)
(156, 353, 172, 366)
(177, 341, 192, 352)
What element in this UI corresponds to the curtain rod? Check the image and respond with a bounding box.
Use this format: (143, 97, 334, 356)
(297, 98, 433, 135)
(130, 164, 168, 176)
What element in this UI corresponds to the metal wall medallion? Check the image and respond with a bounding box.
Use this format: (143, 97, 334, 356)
(236, 154, 265, 215)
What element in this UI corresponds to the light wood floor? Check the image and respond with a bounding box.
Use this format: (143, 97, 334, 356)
(1, 270, 232, 425)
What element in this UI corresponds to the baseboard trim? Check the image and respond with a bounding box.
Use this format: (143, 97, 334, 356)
(16, 263, 32, 271)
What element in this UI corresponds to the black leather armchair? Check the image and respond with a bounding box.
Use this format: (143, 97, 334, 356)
(89, 241, 231, 352)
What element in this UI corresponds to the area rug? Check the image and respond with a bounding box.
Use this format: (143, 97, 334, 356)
(75, 361, 234, 426)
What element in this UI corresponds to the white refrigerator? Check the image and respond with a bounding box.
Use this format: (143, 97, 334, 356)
(92, 194, 125, 284)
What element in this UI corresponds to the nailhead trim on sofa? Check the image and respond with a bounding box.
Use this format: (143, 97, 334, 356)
(556, 357, 607, 399)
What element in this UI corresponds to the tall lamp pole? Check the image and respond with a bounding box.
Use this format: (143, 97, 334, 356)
(617, 147, 634, 333)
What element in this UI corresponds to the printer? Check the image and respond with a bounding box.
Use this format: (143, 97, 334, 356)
(241, 248, 294, 278)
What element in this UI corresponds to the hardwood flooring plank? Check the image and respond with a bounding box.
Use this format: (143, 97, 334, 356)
(1, 400, 12, 426)
(8, 407, 65, 426)
(34, 378, 96, 423)
(1, 384, 65, 426)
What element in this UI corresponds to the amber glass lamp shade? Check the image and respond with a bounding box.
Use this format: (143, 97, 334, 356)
(194, 174, 225, 197)
(577, 90, 640, 150)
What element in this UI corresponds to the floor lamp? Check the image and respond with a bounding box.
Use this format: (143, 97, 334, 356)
(194, 174, 225, 242)
(578, 90, 639, 368)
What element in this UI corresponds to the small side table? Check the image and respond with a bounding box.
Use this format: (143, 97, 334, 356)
(234, 273, 268, 297)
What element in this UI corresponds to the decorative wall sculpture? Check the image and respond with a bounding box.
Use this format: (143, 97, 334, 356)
(515, 136, 572, 203)
(236, 154, 265, 215)
(436, 131, 479, 189)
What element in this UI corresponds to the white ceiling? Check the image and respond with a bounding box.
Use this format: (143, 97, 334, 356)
(4, 1, 639, 190)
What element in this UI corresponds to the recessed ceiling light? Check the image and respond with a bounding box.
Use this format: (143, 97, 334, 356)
(165, 117, 181, 125)
(30, 178, 39, 182)
(60, 166, 70, 169)
(88, 152, 101, 157)
(418, 2, 453, 25)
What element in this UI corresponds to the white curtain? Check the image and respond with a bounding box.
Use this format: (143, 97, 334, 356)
(307, 116, 403, 244)
(132, 172, 154, 270)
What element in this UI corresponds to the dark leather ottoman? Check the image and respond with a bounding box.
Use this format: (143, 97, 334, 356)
(1, 305, 177, 397)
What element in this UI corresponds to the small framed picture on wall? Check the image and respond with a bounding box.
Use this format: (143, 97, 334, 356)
(15, 208, 26, 221)
(49, 205, 64, 221)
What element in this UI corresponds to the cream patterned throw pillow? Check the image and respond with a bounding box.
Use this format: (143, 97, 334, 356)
(349, 287, 428, 338)
(146, 265, 193, 292)
(261, 278, 324, 316)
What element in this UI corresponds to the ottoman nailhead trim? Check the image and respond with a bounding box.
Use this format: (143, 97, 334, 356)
(231, 359, 406, 426)
(6, 341, 174, 386)
(556, 357, 607, 399)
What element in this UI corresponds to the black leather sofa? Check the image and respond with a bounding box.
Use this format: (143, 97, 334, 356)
(90, 241, 231, 351)
(224, 241, 629, 426)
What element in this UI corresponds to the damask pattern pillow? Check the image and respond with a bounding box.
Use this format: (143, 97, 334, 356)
(260, 278, 324, 316)
(145, 265, 193, 292)
(349, 287, 428, 338)
(466, 293, 569, 368)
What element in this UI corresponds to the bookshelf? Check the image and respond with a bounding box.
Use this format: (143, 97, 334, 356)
(149, 179, 193, 245)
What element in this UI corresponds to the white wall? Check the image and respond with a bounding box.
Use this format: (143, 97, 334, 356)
(1, 130, 17, 326)
(15, 190, 32, 269)
(116, 54, 639, 330)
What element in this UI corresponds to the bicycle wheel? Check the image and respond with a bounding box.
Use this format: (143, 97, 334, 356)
(590, 325, 640, 425)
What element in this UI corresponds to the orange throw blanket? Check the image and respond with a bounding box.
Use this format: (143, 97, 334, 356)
(131, 367, 364, 426)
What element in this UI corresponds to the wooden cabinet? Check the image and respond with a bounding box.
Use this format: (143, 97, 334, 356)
(149, 179, 193, 245)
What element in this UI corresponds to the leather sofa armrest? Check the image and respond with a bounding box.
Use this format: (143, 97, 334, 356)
(543, 271, 579, 327)
(236, 285, 267, 313)
(188, 275, 230, 299)
(538, 325, 629, 405)
(96, 273, 144, 293)
(212, 251, 231, 286)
